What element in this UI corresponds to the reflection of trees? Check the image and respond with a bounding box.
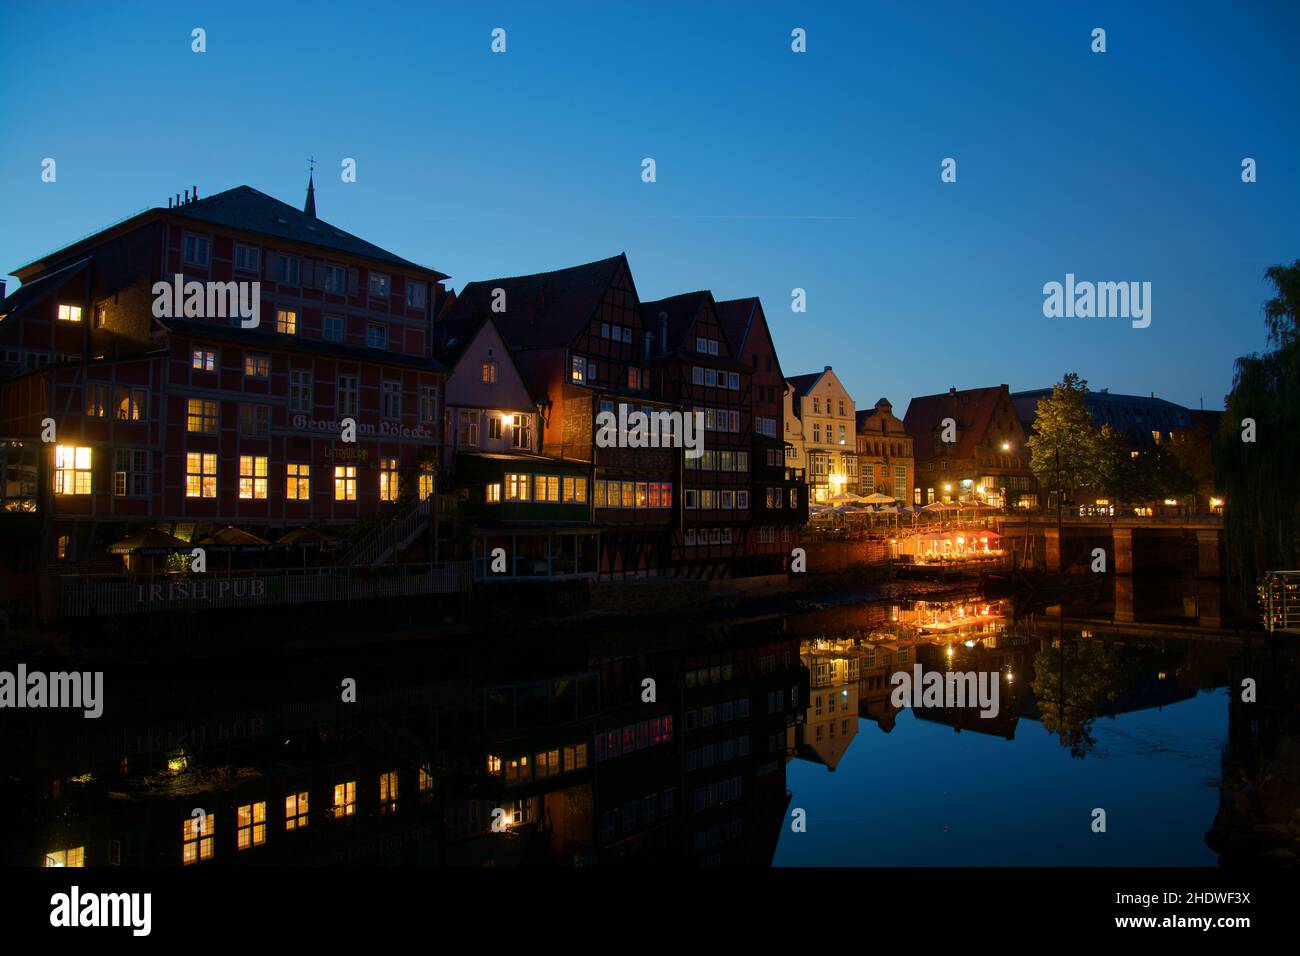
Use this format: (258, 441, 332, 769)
(1031, 638, 1125, 758)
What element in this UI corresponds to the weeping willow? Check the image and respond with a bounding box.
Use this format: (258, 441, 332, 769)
(1214, 261, 1300, 606)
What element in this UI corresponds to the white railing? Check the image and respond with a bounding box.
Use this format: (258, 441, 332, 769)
(55, 562, 469, 618)
(1260, 570, 1300, 633)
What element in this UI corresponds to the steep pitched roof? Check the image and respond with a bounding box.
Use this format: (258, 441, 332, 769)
(785, 371, 825, 401)
(903, 386, 1009, 460)
(0, 257, 92, 319)
(445, 254, 626, 350)
(640, 290, 711, 353)
(714, 297, 757, 355)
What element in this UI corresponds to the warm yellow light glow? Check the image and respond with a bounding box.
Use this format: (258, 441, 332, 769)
(943, 483, 952, 492)
(1001, 441, 1010, 451)
(1210, 497, 1223, 508)
(945, 645, 953, 657)
(1163, 499, 1178, 506)
(963, 639, 975, 648)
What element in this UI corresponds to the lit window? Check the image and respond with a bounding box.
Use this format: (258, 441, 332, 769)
(44, 847, 84, 867)
(186, 452, 217, 498)
(504, 473, 529, 501)
(333, 781, 356, 818)
(53, 445, 92, 495)
(84, 383, 110, 418)
(244, 353, 270, 378)
(57, 303, 83, 322)
(482, 361, 497, 384)
(419, 766, 433, 797)
(285, 791, 309, 830)
(571, 354, 586, 383)
(186, 398, 218, 433)
(55, 534, 70, 560)
(486, 482, 501, 503)
(182, 813, 214, 864)
(238, 455, 268, 499)
(237, 802, 267, 849)
(191, 349, 216, 372)
(379, 772, 398, 815)
(379, 457, 399, 502)
(286, 463, 311, 500)
(114, 386, 147, 421)
(334, 465, 357, 501)
(276, 309, 297, 335)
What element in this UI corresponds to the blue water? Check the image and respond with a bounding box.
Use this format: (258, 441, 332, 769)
(775, 689, 1227, 866)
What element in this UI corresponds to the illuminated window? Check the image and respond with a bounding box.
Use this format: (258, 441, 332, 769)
(276, 309, 297, 335)
(505, 473, 529, 501)
(486, 482, 501, 503)
(334, 465, 356, 501)
(379, 772, 398, 814)
(182, 813, 214, 864)
(191, 349, 216, 372)
(539, 475, 560, 502)
(237, 801, 267, 849)
(186, 398, 218, 433)
(418, 462, 435, 499)
(44, 847, 84, 867)
(486, 755, 502, 775)
(244, 352, 270, 378)
(114, 386, 147, 421)
(238, 455, 268, 499)
(379, 457, 400, 501)
(285, 463, 310, 501)
(285, 791, 309, 830)
(85, 383, 110, 418)
(418, 765, 433, 797)
(571, 354, 586, 383)
(54, 445, 92, 495)
(186, 452, 217, 498)
(562, 476, 587, 503)
(333, 781, 356, 818)
(482, 361, 497, 384)
(57, 304, 83, 323)
(55, 534, 70, 560)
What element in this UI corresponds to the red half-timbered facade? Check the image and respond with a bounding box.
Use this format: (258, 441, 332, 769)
(0, 182, 449, 589)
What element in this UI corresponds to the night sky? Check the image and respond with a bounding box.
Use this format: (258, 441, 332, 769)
(2, 0, 1296, 411)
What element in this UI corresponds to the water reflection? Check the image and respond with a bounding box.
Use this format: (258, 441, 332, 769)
(8, 579, 1298, 867)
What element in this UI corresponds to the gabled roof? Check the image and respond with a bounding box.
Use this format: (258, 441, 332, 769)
(0, 257, 92, 319)
(640, 290, 711, 353)
(786, 371, 825, 401)
(903, 386, 1010, 460)
(12, 186, 446, 280)
(437, 313, 537, 404)
(714, 297, 757, 355)
(445, 254, 626, 350)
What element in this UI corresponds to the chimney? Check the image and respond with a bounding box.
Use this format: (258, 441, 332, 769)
(949, 386, 956, 394)
(193, 185, 198, 202)
(824, 365, 831, 372)
(658, 311, 668, 356)
(167, 197, 172, 208)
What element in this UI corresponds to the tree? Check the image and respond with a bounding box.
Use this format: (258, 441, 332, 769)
(1214, 261, 1300, 603)
(1167, 428, 1216, 507)
(1027, 373, 1104, 506)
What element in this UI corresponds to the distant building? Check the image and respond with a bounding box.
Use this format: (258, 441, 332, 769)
(784, 366, 856, 504)
(854, 398, 913, 502)
(904, 385, 1036, 508)
(1010, 387, 1192, 450)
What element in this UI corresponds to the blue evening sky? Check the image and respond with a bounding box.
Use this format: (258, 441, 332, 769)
(2, 1, 1297, 411)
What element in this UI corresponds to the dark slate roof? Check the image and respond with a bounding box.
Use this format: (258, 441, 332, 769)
(156, 317, 447, 372)
(445, 254, 626, 349)
(1011, 387, 1193, 449)
(903, 386, 1009, 460)
(785, 371, 824, 400)
(640, 291, 710, 352)
(0, 257, 92, 319)
(714, 297, 757, 355)
(172, 186, 446, 277)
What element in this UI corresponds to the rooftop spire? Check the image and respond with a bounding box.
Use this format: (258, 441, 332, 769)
(304, 157, 317, 217)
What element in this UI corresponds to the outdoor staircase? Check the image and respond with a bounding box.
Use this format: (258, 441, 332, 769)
(339, 495, 432, 567)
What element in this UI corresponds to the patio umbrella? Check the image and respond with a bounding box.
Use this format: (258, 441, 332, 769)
(195, 526, 271, 552)
(828, 492, 865, 504)
(107, 528, 188, 555)
(275, 527, 341, 568)
(863, 493, 897, 505)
